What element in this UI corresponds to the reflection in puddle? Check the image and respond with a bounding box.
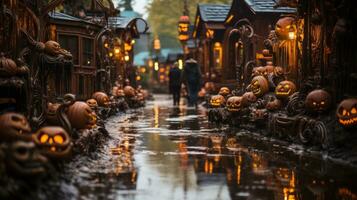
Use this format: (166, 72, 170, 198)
(39, 95, 357, 200)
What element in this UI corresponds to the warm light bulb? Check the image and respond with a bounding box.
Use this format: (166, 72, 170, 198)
(154, 62, 159, 71)
(114, 48, 120, 54)
(178, 59, 183, 70)
(124, 55, 130, 61)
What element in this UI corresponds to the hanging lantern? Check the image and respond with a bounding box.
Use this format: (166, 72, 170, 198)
(178, 15, 190, 42)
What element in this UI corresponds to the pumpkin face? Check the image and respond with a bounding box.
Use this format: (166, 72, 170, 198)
(33, 127, 72, 159)
(46, 103, 60, 125)
(275, 17, 295, 40)
(44, 40, 61, 56)
(275, 80, 297, 99)
(92, 92, 110, 107)
(242, 92, 257, 104)
(336, 98, 357, 127)
(5, 141, 48, 177)
(249, 76, 269, 97)
(305, 89, 331, 113)
(266, 99, 282, 111)
(0, 53, 18, 77)
(117, 89, 125, 97)
(67, 102, 97, 130)
(274, 66, 284, 77)
(86, 99, 98, 110)
(252, 67, 266, 77)
(265, 62, 274, 74)
(226, 96, 245, 112)
(124, 86, 136, 97)
(219, 87, 230, 96)
(210, 95, 226, 107)
(0, 113, 32, 141)
(204, 82, 216, 93)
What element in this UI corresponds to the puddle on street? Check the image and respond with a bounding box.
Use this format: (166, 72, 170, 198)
(40, 95, 357, 200)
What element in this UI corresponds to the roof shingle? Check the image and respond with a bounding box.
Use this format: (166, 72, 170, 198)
(198, 4, 230, 22)
(244, 0, 296, 13)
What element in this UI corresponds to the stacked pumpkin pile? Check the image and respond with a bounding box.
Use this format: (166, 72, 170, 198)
(207, 62, 357, 147)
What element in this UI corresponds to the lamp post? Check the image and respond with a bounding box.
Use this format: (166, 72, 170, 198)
(178, 0, 190, 58)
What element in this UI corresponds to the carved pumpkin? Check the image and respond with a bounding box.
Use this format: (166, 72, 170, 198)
(204, 82, 216, 93)
(124, 86, 136, 97)
(336, 98, 357, 127)
(5, 141, 48, 177)
(275, 17, 295, 40)
(305, 89, 331, 113)
(226, 96, 245, 112)
(33, 126, 72, 159)
(92, 92, 110, 107)
(112, 86, 119, 97)
(265, 62, 274, 74)
(248, 76, 269, 98)
(86, 99, 98, 110)
(67, 102, 97, 130)
(198, 88, 206, 98)
(117, 89, 125, 97)
(44, 40, 61, 56)
(262, 49, 270, 56)
(275, 80, 296, 99)
(210, 95, 226, 107)
(46, 103, 60, 125)
(242, 92, 257, 104)
(0, 53, 18, 77)
(137, 93, 145, 101)
(266, 99, 282, 111)
(218, 87, 230, 96)
(0, 113, 32, 141)
(251, 67, 266, 77)
(274, 66, 284, 77)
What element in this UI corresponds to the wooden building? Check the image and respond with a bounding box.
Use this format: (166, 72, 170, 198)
(192, 4, 230, 81)
(221, 0, 296, 87)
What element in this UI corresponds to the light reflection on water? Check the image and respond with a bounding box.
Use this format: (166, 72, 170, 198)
(39, 95, 357, 200)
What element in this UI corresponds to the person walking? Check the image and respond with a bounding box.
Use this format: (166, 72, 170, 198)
(182, 57, 202, 107)
(169, 62, 182, 106)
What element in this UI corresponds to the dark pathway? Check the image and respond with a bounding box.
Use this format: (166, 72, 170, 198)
(42, 95, 357, 200)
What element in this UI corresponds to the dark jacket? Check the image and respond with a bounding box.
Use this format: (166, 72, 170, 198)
(182, 58, 202, 89)
(169, 67, 182, 92)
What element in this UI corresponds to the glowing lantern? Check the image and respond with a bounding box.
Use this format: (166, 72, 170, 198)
(154, 62, 159, 71)
(178, 59, 183, 70)
(178, 15, 190, 42)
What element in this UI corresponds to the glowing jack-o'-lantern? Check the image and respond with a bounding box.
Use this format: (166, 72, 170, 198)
(210, 95, 226, 107)
(34, 126, 72, 159)
(248, 76, 269, 98)
(0, 113, 32, 141)
(86, 99, 98, 110)
(5, 141, 48, 177)
(305, 89, 331, 113)
(226, 96, 245, 112)
(0, 53, 18, 77)
(198, 88, 207, 98)
(124, 86, 136, 97)
(275, 80, 296, 99)
(67, 101, 97, 130)
(275, 17, 295, 40)
(242, 92, 257, 104)
(92, 92, 110, 107)
(274, 66, 284, 77)
(219, 87, 230, 96)
(336, 98, 357, 127)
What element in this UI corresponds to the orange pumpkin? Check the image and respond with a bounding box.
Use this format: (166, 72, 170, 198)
(0, 53, 18, 77)
(117, 89, 125, 97)
(226, 96, 245, 112)
(0, 113, 32, 141)
(124, 86, 136, 97)
(204, 82, 216, 93)
(67, 102, 97, 130)
(242, 92, 257, 104)
(44, 40, 61, 56)
(275, 17, 295, 40)
(274, 66, 284, 77)
(251, 67, 266, 77)
(248, 76, 269, 98)
(305, 89, 331, 113)
(86, 99, 98, 110)
(92, 92, 110, 107)
(218, 87, 230, 96)
(336, 98, 357, 127)
(210, 95, 226, 107)
(275, 80, 296, 99)
(33, 126, 72, 159)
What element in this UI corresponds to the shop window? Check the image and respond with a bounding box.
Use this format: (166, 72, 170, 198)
(59, 35, 79, 65)
(82, 38, 94, 66)
(213, 42, 222, 70)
